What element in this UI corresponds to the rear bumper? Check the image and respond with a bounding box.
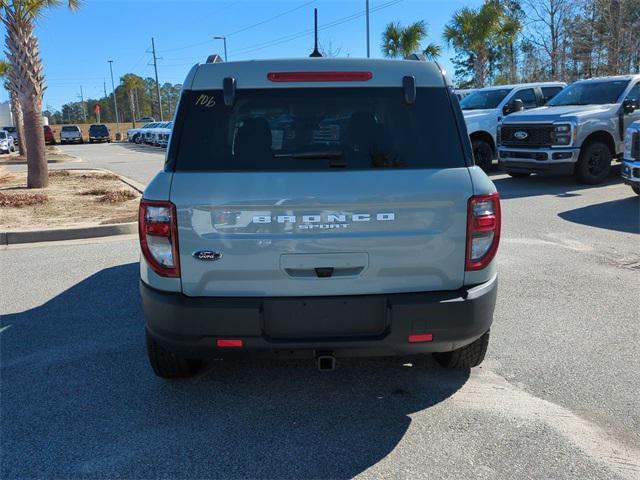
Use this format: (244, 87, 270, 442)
(142, 276, 497, 358)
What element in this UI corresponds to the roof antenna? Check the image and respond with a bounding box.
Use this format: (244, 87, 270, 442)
(309, 8, 322, 57)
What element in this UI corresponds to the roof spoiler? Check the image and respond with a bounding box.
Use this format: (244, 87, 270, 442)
(206, 54, 224, 64)
(404, 53, 427, 61)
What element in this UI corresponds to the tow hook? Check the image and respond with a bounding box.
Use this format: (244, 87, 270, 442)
(316, 353, 336, 372)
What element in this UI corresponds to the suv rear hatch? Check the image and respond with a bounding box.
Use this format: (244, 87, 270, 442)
(169, 86, 473, 297)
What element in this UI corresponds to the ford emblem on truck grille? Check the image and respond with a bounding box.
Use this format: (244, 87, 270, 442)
(514, 130, 529, 140)
(193, 250, 223, 261)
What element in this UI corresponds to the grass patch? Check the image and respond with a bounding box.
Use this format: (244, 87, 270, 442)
(0, 192, 48, 207)
(80, 172, 119, 180)
(80, 187, 112, 196)
(49, 170, 71, 177)
(0, 167, 16, 184)
(97, 190, 138, 203)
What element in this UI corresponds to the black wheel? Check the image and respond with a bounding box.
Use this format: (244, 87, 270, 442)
(507, 172, 531, 178)
(632, 185, 640, 196)
(472, 139, 494, 172)
(575, 141, 612, 185)
(10, 145, 15, 152)
(433, 331, 490, 369)
(146, 331, 202, 379)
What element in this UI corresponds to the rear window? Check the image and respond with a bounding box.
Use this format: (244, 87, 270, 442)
(171, 87, 466, 171)
(90, 125, 108, 133)
(62, 126, 79, 132)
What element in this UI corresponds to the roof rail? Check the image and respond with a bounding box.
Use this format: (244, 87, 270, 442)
(206, 54, 224, 64)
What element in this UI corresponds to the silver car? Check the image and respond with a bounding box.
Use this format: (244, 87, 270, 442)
(0, 129, 16, 153)
(139, 57, 500, 378)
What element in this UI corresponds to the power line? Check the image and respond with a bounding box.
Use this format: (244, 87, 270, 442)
(160, 0, 402, 64)
(231, 0, 402, 57)
(158, 0, 316, 54)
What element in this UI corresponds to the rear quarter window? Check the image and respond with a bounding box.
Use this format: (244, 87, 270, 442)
(169, 87, 468, 171)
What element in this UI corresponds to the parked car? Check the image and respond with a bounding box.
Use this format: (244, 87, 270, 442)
(60, 125, 83, 144)
(455, 88, 476, 101)
(43, 125, 56, 145)
(138, 116, 155, 123)
(88, 124, 111, 143)
(139, 57, 501, 378)
(461, 82, 566, 171)
(622, 121, 640, 195)
(148, 121, 172, 146)
(127, 122, 152, 143)
(2, 126, 18, 145)
(498, 74, 640, 184)
(0, 129, 16, 154)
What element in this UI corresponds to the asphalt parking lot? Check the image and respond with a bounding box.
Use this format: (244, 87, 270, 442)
(1, 143, 639, 479)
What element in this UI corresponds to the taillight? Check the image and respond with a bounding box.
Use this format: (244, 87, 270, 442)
(139, 200, 180, 277)
(267, 71, 373, 82)
(466, 193, 501, 271)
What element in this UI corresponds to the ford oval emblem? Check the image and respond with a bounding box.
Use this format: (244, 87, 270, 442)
(192, 250, 223, 261)
(514, 130, 528, 140)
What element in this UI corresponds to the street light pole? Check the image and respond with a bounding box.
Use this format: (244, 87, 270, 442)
(365, 0, 370, 58)
(108, 60, 120, 135)
(214, 36, 228, 61)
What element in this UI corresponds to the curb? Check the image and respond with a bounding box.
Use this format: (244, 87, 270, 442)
(0, 222, 137, 246)
(0, 168, 144, 246)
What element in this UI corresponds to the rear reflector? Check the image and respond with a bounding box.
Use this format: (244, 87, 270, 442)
(408, 334, 433, 343)
(267, 71, 373, 82)
(216, 339, 243, 348)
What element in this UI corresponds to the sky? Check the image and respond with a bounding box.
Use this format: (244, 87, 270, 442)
(0, 0, 484, 111)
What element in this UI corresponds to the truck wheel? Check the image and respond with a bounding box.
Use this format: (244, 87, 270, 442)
(146, 331, 202, 379)
(433, 330, 490, 369)
(507, 172, 530, 178)
(632, 185, 640, 196)
(575, 141, 612, 185)
(472, 140, 494, 172)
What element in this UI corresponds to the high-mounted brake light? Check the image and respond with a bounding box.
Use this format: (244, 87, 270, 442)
(139, 200, 180, 277)
(267, 71, 373, 82)
(466, 193, 501, 271)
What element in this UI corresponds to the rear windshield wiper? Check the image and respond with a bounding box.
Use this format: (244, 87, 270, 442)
(274, 151, 346, 168)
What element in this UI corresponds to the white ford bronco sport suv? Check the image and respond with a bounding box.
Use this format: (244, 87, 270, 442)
(139, 57, 501, 378)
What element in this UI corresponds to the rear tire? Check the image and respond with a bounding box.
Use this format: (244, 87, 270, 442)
(507, 172, 530, 178)
(632, 185, 640, 196)
(575, 141, 612, 185)
(146, 331, 202, 379)
(472, 139, 494, 172)
(433, 330, 490, 369)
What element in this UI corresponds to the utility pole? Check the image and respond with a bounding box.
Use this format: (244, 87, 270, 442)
(151, 37, 164, 121)
(214, 36, 228, 61)
(79, 85, 87, 122)
(365, 0, 370, 58)
(103, 80, 108, 99)
(108, 60, 121, 134)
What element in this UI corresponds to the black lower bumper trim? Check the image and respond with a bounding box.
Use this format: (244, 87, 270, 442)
(499, 160, 575, 175)
(142, 276, 497, 358)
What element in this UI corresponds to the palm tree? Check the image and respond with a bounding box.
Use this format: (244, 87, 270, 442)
(381, 20, 441, 60)
(0, 1, 81, 188)
(0, 59, 26, 155)
(443, 2, 508, 88)
(121, 74, 145, 128)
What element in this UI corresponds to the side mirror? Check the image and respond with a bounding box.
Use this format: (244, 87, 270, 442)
(623, 99, 636, 114)
(512, 99, 525, 113)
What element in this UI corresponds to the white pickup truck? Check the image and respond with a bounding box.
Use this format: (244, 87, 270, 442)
(461, 82, 566, 171)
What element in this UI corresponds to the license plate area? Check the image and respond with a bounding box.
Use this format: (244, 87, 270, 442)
(263, 296, 388, 339)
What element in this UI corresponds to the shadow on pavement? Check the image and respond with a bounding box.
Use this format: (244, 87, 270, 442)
(489, 167, 623, 200)
(558, 197, 640, 234)
(1, 263, 468, 479)
(118, 142, 165, 154)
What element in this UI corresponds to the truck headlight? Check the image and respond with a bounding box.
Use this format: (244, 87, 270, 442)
(553, 123, 574, 146)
